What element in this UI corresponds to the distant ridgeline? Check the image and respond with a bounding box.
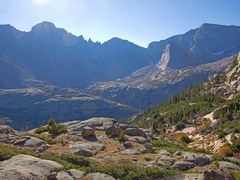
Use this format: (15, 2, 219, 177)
(0, 22, 239, 130)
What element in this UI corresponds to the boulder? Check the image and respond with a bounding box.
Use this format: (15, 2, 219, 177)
(69, 142, 105, 157)
(182, 152, 211, 166)
(163, 174, 204, 180)
(106, 126, 122, 138)
(120, 148, 142, 155)
(123, 141, 133, 148)
(82, 126, 95, 137)
(157, 150, 174, 167)
(24, 137, 45, 147)
(171, 161, 195, 171)
(0, 154, 62, 180)
(85, 173, 115, 180)
(66, 118, 116, 131)
(57, 169, 85, 180)
(219, 161, 240, 171)
(13, 136, 48, 152)
(119, 124, 130, 130)
(157, 150, 172, 157)
(128, 136, 148, 144)
(0, 125, 16, 134)
(124, 128, 146, 137)
(143, 143, 155, 153)
(0, 133, 19, 144)
(203, 170, 236, 180)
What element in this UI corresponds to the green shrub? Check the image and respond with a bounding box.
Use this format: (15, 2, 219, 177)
(118, 132, 128, 142)
(34, 126, 48, 134)
(176, 121, 185, 130)
(90, 163, 177, 180)
(180, 135, 192, 144)
(231, 138, 240, 152)
(43, 118, 68, 136)
(41, 154, 91, 171)
(218, 131, 227, 139)
(0, 144, 35, 161)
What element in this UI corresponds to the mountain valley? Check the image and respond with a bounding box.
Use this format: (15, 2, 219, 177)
(0, 22, 239, 130)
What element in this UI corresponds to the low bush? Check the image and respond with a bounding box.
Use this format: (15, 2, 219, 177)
(180, 135, 192, 144)
(34, 118, 67, 136)
(118, 132, 128, 142)
(35, 126, 48, 134)
(0, 144, 35, 161)
(231, 138, 240, 152)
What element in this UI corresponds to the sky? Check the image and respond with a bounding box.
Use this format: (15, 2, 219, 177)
(0, 0, 239, 47)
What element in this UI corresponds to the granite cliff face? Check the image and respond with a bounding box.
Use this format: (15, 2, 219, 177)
(148, 23, 240, 66)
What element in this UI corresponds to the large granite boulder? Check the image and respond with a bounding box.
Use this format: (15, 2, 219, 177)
(182, 152, 212, 166)
(171, 161, 195, 171)
(0, 125, 16, 134)
(219, 161, 240, 171)
(203, 170, 236, 180)
(82, 126, 95, 137)
(128, 136, 148, 144)
(0, 154, 62, 180)
(69, 142, 105, 157)
(124, 128, 146, 137)
(106, 126, 122, 138)
(157, 150, 174, 167)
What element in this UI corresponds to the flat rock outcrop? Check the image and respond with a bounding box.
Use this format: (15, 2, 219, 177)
(66, 117, 116, 132)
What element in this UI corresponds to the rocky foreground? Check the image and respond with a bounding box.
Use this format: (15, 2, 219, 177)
(0, 117, 240, 179)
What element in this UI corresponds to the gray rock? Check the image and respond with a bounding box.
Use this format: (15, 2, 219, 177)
(0, 154, 63, 180)
(66, 118, 116, 131)
(119, 124, 130, 130)
(163, 174, 203, 180)
(69, 142, 105, 157)
(1, 134, 19, 144)
(57, 169, 85, 180)
(36, 144, 49, 153)
(0, 167, 36, 180)
(182, 152, 211, 166)
(128, 136, 148, 144)
(24, 136, 45, 147)
(106, 126, 122, 138)
(157, 150, 174, 167)
(219, 161, 240, 171)
(120, 148, 142, 155)
(171, 161, 195, 171)
(82, 126, 95, 137)
(0, 125, 16, 134)
(157, 150, 172, 157)
(124, 128, 146, 137)
(123, 141, 133, 148)
(203, 170, 236, 180)
(144, 143, 154, 150)
(85, 173, 115, 180)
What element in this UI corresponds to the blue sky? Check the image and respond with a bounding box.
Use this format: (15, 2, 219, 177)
(0, 0, 239, 47)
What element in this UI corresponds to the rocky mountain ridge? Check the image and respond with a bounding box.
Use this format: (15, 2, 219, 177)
(0, 22, 240, 130)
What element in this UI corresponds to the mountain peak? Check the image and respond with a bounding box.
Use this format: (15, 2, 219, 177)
(31, 21, 57, 33)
